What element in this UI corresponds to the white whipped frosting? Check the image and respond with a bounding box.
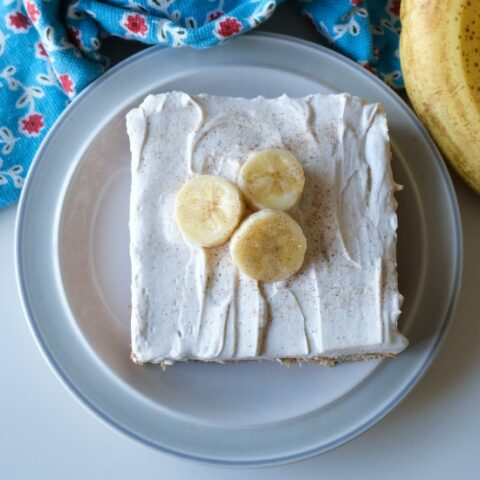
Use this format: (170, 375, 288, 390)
(126, 92, 408, 364)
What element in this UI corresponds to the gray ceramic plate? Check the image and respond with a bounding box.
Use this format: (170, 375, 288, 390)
(15, 33, 462, 466)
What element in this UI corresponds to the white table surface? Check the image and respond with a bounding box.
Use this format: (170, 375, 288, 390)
(2, 6, 480, 479)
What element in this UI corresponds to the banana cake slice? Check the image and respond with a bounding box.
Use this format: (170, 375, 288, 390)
(126, 92, 408, 366)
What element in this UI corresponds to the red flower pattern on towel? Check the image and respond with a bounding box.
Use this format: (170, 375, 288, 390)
(216, 17, 242, 38)
(59, 74, 75, 95)
(362, 62, 377, 75)
(67, 26, 82, 49)
(35, 42, 48, 59)
(122, 13, 149, 37)
(7, 12, 30, 32)
(389, 0, 401, 17)
(19, 113, 44, 136)
(26, 1, 40, 24)
(208, 11, 223, 22)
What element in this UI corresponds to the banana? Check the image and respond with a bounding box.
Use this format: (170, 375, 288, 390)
(175, 175, 245, 247)
(238, 149, 305, 210)
(230, 210, 307, 282)
(400, 0, 480, 194)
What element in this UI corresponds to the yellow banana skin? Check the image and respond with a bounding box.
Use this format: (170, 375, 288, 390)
(400, 0, 480, 194)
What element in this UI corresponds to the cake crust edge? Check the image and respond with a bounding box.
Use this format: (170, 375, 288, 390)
(130, 351, 398, 369)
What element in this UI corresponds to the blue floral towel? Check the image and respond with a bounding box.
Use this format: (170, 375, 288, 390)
(0, 0, 402, 208)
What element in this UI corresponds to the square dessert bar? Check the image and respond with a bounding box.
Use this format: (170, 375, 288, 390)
(126, 92, 408, 365)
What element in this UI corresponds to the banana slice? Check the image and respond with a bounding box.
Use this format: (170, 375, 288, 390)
(238, 149, 305, 211)
(175, 175, 245, 247)
(230, 210, 307, 282)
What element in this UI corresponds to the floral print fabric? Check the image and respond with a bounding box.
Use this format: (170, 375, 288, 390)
(0, 0, 403, 208)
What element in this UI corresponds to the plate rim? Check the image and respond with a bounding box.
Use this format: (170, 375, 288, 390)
(14, 32, 463, 466)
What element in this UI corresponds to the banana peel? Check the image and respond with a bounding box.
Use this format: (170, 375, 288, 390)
(400, 0, 480, 194)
